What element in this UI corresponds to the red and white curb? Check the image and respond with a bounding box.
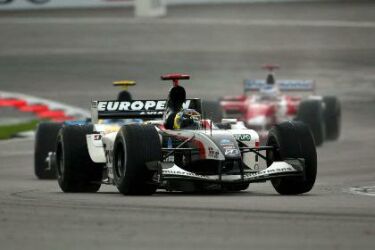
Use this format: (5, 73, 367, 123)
(0, 90, 90, 122)
(0, 90, 90, 138)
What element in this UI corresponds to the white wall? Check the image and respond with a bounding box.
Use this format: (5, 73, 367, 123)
(0, 0, 133, 10)
(0, 0, 332, 11)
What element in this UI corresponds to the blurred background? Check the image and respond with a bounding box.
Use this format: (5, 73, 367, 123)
(1, 0, 374, 107)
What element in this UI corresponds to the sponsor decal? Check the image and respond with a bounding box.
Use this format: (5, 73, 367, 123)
(97, 100, 167, 112)
(208, 147, 219, 159)
(244, 79, 314, 91)
(233, 134, 251, 141)
(244, 79, 267, 90)
(165, 137, 175, 163)
(164, 169, 208, 179)
(222, 143, 236, 150)
(279, 80, 315, 91)
(253, 163, 260, 170)
(97, 99, 194, 112)
(96, 99, 199, 117)
(245, 166, 294, 178)
(220, 138, 231, 145)
(165, 156, 175, 163)
(224, 148, 240, 156)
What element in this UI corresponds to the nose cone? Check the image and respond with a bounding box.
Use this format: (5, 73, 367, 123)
(210, 134, 241, 159)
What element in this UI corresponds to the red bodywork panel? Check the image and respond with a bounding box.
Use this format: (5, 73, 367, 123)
(285, 96, 300, 116)
(246, 103, 275, 119)
(220, 94, 301, 126)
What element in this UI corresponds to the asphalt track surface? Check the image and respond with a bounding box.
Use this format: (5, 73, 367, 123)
(0, 1, 375, 249)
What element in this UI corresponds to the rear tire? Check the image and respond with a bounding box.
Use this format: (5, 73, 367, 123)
(34, 122, 62, 179)
(266, 121, 317, 195)
(295, 100, 325, 146)
(323, 96, 341, 140)
(113, 124, 161, 195)
(56, 125, 103, 192)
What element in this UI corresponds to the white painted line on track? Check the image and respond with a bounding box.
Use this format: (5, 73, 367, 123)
(1, 17, 375, 29)
(346, 186, 375, 197)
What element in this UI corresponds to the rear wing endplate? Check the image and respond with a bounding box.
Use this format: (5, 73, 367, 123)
(91, 98, 201, 123)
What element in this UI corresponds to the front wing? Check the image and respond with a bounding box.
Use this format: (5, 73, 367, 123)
(161, 158, 305, 184)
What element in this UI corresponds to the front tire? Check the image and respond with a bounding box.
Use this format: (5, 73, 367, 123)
(113, 124, 161, 195)
(34, 122, 62, 179)
(266, 121, 317, 195)
(295, 100, 325, 146)
(56, 125, 103, 192)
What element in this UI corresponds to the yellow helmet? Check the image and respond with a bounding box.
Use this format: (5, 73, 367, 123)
(173, 109, 201, 130)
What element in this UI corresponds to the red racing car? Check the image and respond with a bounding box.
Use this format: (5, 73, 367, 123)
(220, 65, 341, 146)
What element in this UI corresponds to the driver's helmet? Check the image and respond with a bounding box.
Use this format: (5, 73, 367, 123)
(173, 109, 201, 130)
(266, 73, 275, 85)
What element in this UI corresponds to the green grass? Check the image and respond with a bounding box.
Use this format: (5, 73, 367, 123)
(0, 120, 39, 140)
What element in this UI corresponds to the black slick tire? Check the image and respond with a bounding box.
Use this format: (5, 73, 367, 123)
(295, 100, 325, 146)
(266, 121, 317, 195)
(34, 122, 62, 179)
(56, 125, 103, 192)
(113, 124, 161, 195)
(323, 96, 341, 140)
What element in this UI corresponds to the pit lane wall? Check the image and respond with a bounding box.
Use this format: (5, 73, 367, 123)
(0, 0, 334, 11)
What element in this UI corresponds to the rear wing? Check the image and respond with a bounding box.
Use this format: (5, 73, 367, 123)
(91, 98, 201, 123)
(113, 80, 136, 90)
(244, 79, 315, 92)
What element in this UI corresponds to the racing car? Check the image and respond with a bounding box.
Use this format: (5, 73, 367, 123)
(55, 73, 317, 195)
(34, 80, 137, 179)
(220, 65, 341, 146)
